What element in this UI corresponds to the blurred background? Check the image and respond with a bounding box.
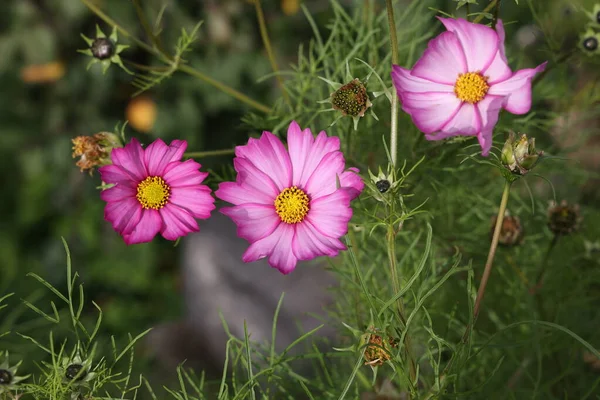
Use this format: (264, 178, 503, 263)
(1, 0, 599, 396)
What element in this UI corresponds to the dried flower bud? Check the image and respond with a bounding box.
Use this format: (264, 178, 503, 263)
(91, 37, 115, 60)
(491, 212, 523, 246)
(72, 132, 122, 174)
(361, 327, 393, 367)
(331, 79, 372, 118)
(501, 132, 543, 176)
(547, 200, 582, 236)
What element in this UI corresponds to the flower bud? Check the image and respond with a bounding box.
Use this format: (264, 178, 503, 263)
(65, 364, 87, 381)
(547, 200, 582, 236)
(579, 29, 600, 55)
(360, 327, 394, 367)
(491, 211, 524, 246)
(72, 132, 122, 174)
(501, 132, 543, 175)
(331, 78, 372, 118)
(91, 37, 115, 60)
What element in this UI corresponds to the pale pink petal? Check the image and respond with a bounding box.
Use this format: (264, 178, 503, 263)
(495, 19, 507, 61)
(391, 65, 454, 94)
(159, 205, 199, 241)
(99, 164, 136, 186)
(100, 184, 136, 203)
(401, 92, 462, 133)
(242, 223, 298, 274)
(292, 220, 341, 260)
(144, 139, 187, 176)
(488, 62, 547, 114)
(215, 182, 273, 206)
(438, 18, 499, 72)
(110, 138, 147, 181)
(306, 189, 352, 238)
(439, 103, 482, 136)
(483, 52, 512, 84)
(122, 209, 162, 244)
(304, 151, 345, 199)
(220, 204, 280, 242)
(412, 31, 467, 84)
(235, 131, 292, 190)
(476, 95, 506, 156)
(235, 157, 280, 199)
(104, 198, 142, 235)
(338, 167, 364, 200)
(170, 186, 215, 219)
(162, 159, 208, 187)
(287, 121, 341, 187)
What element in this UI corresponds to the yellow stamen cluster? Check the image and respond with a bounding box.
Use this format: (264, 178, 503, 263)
(136, 176, 170, 210)
(454, 72, 489, 104)
(274, 186, 310, 224)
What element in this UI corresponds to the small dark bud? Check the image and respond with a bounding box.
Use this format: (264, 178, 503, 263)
(376, 180, 391, 193)
(597, 10, 600, 24)
(583, 37, 598, 52)
(547, 200, 582, 236)
(65, 364, 87, 381)
(91, 38, 115, 60)
(0, 369, 12, 385)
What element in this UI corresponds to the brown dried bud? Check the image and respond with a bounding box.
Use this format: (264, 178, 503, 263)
(72, 132, 122, 174)
(331, 78, 372, 118)
(361, 327, 393, 367)
(547, 200, 582, 236)
(491, 212, 524, 246)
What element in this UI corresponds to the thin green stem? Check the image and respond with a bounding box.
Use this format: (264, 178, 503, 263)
(132, 0, 169, 57)
(473, 180, 512, 321)
(81, 0, 272, 114)
(184, 148, 236, 158)
(386, 0, 400, 166)
(253, 0, 291, 108)
(492, 0, 502, 30)
(534, 234, 559, 287)
(473, 0, 498, 24)
(466, 3, 471, 22)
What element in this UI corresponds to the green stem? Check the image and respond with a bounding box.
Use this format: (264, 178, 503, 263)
(534, 234, 559, 287)
(81, 0, 272, 114)
(183, 148, 236, 158)
(473, 180, 512, 321)
(132, 0, 169, 57)
(386, 0, 400, 166)
(473, 0, 498, 24)
(466, 3, 471, 22)
(253, 0, 291, 108)
(492, 0, 502, 30)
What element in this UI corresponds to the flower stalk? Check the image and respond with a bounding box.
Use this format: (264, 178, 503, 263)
(386, 0, 400, 167)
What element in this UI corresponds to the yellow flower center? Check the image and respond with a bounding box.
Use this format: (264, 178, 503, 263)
(274, 186, 310, 224)
(454, 72, 489, 104)
(136, 176, 170, 210)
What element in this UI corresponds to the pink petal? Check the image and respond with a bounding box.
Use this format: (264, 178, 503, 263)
(439, 103, 482, 136)
(488, 62, 547, 114)
(215, 182, 273, 206)
(306, 189, 352, 239)
(242, 223, 298, 274)
(401, 92, 462, 134)
(144, 139, 187, 176)
(391, 65, 454, 94)
(110, 138, 147, 181)
(162, 159, 208, 187)
(495, 19, 507, 61)
(292, 219, 342, 260)
(235, 131, 292, 190)
(234, 157, 280, 199)
(304, 151, 345, 199)
(169, 186, 215, 219)
(483, 52, 512, 84)
(104, 198, 142, 235)
(220, 204, 280, 242)
(476, 95, 506, 156)
(338, 167, 364, 200)
(159, 205, 199, 241)
(99, 164, 136, 186)
(412, 31, 468, 84)
(123, 209, 162, 244)
(438, 18, 499, 72)
(100, 184, 136, 203)
(287, 121, 341, 187)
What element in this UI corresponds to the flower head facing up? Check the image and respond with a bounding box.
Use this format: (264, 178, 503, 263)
(99, 138, 215, 245)
(215, 121, 364, 274)
(391, 18, 547, 156)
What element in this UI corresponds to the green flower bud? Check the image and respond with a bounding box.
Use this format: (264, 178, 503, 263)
(501, 132, 543, 176)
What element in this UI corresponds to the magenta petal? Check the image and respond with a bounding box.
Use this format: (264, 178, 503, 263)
(100, 184, 136, 203)
(215, 182, 273, 206)
(391, 65, 454, 94)
(99, 164, 136, 186)
(170, 186, 215, 219)
(235, 131, 292, 190)
(440, 103, 482, 136)
(306, 189, 352, 239)
(104, 198, 142, 235)
(110, 138, 147, 181)
(488, 62, 547, 114)
(438, 18, 499, 72)
(123, 209, 162, 244)
(220, 204, 279, 242)
(162, 159, 207, 187)
(292, 220, 341, 260)
(304, 151, 345, 199)
(401, 92, 462, 133)
(476, 95, 506, 156)
(144, 139, 187, 176)
(159, 205, 199, 241)
(338, 167, 364, 200)
(412, 31, 467, 84)
(242, 223, 298, 274)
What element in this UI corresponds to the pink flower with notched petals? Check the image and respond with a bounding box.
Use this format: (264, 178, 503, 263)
(392, 18, 547, 156)
(215, 121, 364, 274)
(99, 138, 215, 245)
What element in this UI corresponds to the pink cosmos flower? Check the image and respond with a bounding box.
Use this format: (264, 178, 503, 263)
(99, 138, 215, 245)
(391, 18, 547, 156)
(215, 121, 364, 274)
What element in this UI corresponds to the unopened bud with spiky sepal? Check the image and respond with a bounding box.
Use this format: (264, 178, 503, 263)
(367, 165, 400, 204)
(62, 351, 97, 400)
(79, 25, 133, 74)
(72, 132, 123, 174)
(584, 4, 600, 27)
(579, 29, 600, 56)
(0, 352, 29, 394)
(501, 132, 543, 176)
